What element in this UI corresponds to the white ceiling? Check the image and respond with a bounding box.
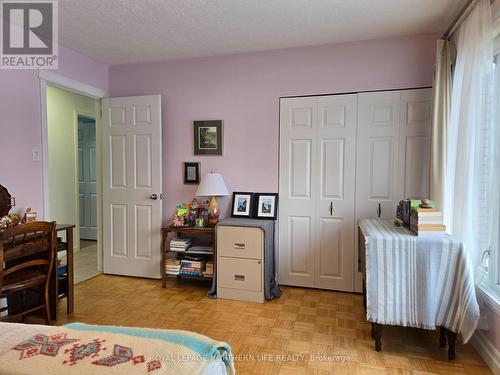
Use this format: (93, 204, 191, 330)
(58, 0, 466, 65)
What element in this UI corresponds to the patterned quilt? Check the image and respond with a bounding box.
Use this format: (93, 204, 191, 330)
(0, 323, 234, 375)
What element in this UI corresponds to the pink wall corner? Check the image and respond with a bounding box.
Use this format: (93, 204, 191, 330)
(0, 44, 108, 217)
(108, 33, 439, 222)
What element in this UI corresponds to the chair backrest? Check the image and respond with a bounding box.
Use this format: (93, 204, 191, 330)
(0, 221, 56, 289)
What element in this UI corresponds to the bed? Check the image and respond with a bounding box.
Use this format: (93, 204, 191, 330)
(0, 322, 233, 375)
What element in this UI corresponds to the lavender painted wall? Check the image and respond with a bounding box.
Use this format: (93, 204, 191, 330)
(0, 45, 108, 216)
(108, 33, 439, 220)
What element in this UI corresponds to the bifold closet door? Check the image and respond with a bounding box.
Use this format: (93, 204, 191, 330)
(353, 88, 432, 292)
(355, 88, 432, 220)
(279, 94, 357, 291)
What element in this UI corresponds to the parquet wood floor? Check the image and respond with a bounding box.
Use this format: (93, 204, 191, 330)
(52, 275, 492, 375)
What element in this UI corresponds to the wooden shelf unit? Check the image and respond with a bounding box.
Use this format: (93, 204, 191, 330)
(161, 226, 216, 288)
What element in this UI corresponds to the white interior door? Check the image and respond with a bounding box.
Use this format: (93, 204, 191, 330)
(102, 95, 162, 279)
(279, 94, 357, 291)
(279, 96, 317, 288)
(78, 117, 97, 240)
(314, 95, 357, 291)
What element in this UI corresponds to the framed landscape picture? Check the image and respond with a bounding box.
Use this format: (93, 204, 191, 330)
(194, 120, 223, 155)
(254, 193, 278, 220)
(231, 192, 254, 218)
(183, 162, 200, 184)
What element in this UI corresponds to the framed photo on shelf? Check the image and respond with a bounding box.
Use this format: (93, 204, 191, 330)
(183, 162, 200, 184)
(193, 120, 223, 155)
(254, 193, 278, 220)
(231, 192, 254, 218)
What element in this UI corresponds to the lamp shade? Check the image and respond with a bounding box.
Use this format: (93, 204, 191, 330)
(196, 173, 229, 197)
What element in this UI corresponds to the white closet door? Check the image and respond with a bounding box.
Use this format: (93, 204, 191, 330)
(354, 91, 401, 293)
(314, 95, 357, 291)
(399, 89, 432, 199)
(279, 94, 357, 291)
(356, 91, 402, 220)
(279, 96, 318, 288)
(353, 88, 432, 292)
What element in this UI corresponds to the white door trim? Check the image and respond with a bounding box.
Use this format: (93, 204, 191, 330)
(39, 71, 107, 272)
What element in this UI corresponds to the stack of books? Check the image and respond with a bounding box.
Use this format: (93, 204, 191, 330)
(179, 259, 206, 276)
(409, 200, 446, 236)
(203, 260, 214, 278)
(187, 245, 213, 255)
(169, 237, 192, 252)
(166, 258, 181, 275)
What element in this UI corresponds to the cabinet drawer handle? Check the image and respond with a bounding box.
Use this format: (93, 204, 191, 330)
(234, 243, 246, 250)
(234, 274, 245, 281)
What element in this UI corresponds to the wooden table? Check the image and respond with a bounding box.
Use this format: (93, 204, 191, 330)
(357, 220, 480, 360)
(161, 226, 216, 288)
(51, 224, 75, 320)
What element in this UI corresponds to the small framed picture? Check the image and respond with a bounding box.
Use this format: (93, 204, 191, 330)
(194, 120, 223, 155)
(254, 193, 279, 220)
(231, 192, 254, 218)
(183, 162, 200, 184)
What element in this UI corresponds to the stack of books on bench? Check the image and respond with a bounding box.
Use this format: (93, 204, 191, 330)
(166, 258, 181, 275)
(179, 259, 206, 276)
(409, 200, 446, 236)
(169, 237, 192, 252)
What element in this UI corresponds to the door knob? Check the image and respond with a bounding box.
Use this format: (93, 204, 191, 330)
(150, 194, 158, 200)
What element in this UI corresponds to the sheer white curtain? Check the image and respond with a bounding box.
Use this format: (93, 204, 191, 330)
(444, 0, 495, 276)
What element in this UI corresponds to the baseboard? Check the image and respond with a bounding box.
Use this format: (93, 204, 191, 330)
(471, 330, 500, 375)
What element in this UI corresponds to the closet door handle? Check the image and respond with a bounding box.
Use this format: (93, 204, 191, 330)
(330, 202, 333, 216)
(378, 203, 382, 218)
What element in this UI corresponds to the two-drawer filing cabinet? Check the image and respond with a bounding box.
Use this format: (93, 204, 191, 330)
(217, 225, 264, 303)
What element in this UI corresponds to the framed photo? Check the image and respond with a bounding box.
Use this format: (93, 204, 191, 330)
(183, 162, 200, 184)
(194, 120, 223, 155)
(231, 192, 254, 218)
(254, 193, 279, 220)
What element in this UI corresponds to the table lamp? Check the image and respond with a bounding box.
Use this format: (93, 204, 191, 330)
(196, 172, 229, 226)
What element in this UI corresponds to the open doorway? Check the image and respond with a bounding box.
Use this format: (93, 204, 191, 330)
(46, 85, 102, 284)
(77, 115, 99, 282)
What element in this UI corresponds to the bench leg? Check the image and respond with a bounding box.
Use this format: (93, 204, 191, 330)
(373, 323, 382, 352)
(439, 326, 447, 348)
(446, 329, 457, 360)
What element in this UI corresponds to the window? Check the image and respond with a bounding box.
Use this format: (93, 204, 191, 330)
(479, 51, 500, 299)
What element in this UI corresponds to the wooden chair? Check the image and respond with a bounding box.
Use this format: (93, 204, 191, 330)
(0, 221, 56, 325)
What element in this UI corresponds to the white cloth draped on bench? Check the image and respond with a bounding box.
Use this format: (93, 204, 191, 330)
(359, 219, 479, 343)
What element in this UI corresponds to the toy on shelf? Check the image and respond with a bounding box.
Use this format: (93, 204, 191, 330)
(173, 202, 190, 227)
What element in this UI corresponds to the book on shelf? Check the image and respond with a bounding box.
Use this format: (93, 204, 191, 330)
(169, 237, 192, 250)
(182, 254, 207, 261)
(180, 260, 206, 268)
(203, 260, 214, 277)
(186, 245, 213, 254)
(170, 246, 191, 252)
(179, 269, 204, 276)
